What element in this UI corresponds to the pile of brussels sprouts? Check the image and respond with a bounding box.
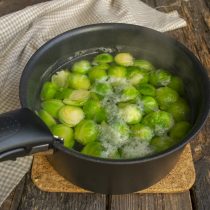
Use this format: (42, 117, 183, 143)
(38, 52, 191, 159)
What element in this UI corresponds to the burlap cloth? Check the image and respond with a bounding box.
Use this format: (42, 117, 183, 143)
(0, 0, 186, 205)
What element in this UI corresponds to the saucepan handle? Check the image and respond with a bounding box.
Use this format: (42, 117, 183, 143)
(0, 108, 54, 161)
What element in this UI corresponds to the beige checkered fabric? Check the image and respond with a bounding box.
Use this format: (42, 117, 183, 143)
(0, 0, 186, 205)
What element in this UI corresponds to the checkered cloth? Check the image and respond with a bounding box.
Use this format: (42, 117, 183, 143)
(0, 0, 186, 205)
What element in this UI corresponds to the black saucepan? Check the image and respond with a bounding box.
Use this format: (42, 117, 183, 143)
(0, 23, 209, 194)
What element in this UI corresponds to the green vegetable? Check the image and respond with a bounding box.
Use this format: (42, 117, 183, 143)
(72, 60, 91, 74)
(58, 105, 84, 127)
(75, 120, 99, 145)
(54, 88, 73, 100)
(142, 111, 174, 136)
(83, 99, 107, 123)
(169, 121, 191, 140)
(119, 104, 142, 124)
(63, 90, 90, 106)
(108, 66, 127, 82)
(81, 141, 103, 157)
(131, 124, 154, 142)
(133, 59, 155, 72)
(120, 85, 139, 102)
(51, 124, 74, 148)
(142, 96, 159, 114)
(92, 82, 113, 96)
(128, 68, 149, 86)
(41, 99, 64, 118)
(138, 84, 156, 96)
(94, 53, 113, 64)
(92, 63, 110, 70)
(37, 109, 56, 128)
(156, 87, 179, 110)
(51, 70, 70, 88)
(114, 53, 134, 66)
(168, 76, 184, 95)
(40, 82, 58, 100)
(149, 69, 171, 87)
(69, 73, 90, 90)
(88, 66, 107, 82)
(150, 136, 174, 153)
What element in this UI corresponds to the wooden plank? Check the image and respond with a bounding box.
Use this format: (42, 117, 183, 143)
(110, 193, 192, 210)
(17, 173, 106, 210)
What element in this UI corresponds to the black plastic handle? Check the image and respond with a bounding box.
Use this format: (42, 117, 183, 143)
(0, 108, 54, 161)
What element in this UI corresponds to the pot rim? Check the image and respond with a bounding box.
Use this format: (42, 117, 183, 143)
(20, 23, 210, 164)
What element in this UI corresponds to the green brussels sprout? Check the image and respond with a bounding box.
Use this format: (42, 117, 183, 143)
(138, 84, 156, 96)
(58, 105, 84, 127)
(81, 141, 103, 157)
(40, 82, 58, 100)
(51, 70, 70, 88)
(131, 124, 154, 142)
(128, 68, 149, 86)
(88, 66, 107, 82)
(51, 124, 74, 148)
(149, 69, 171, 87)
(169, 121, 191, 140)
(119, 104, 142, 124)
(114, 53, 134, 66)
(167, 98, 190, 122)
(41, 99, 64, 118)
(63, 90, 90, 106)
(108, 66, 127, 82)
(69, 73, 90, 90)
(120, 85, 139, 102)
(72, 60, 91, 74)
(142, 96, 159, 114)
(92, 63, 110, 70)
(37, 109, 56, 128)
(142, 111, 174, 136)
(93, 53, 113, 64)
(75, 120, 99, 145)
(54, 88, 73, 100)
(150, 136, 174, 153)
(133, 59, 155, 72)
(168, 76, 184, 95)
(91, 82, 113, 96)
(156, 87, 179, 110)
(83, 99, 107, 123)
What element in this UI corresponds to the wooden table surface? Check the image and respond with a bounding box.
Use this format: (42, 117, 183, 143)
(0, 0, 209, 209)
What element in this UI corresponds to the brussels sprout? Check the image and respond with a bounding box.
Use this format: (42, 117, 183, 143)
(128, 68, 149, 86)
(69, 73, 90, 90)
(120, 85, 139, 102)
(138, 84, 156, 96)
(63, 90, 90, 106)
(114, 53, 134, 66)
(150, 136, 174, 153)
(108, 66, 127, 82)
(133, 59, 155, 72)
(54, 88, 73, 100)
(119, 104, 142, 124)
(149, 69, 171, 87)
(93, 53, 113, 64)
(37, 109, 56, 128)
(40, 82, 58, 101)
(92, 63, 110, 70)
(75, 120, 99, 145)
(142, 96, 159, 114)
(51, 70, 70, 88)
(167, 98, 190, 122)
(58, 105, 84, 127)
(168, 76, 184, 95)
(131, 124, 154, 142)
(169, 121, 191, 140)
(156, 87, 179, 110)
(83, 99, 107, 123)
(51, 124, 74, 148)
(72, 60, 91, 74)
(81, 141, 103, 157)
(142, 111, 174, 136)
(41, 99, 64, 118)
(88, 66, 107, 82)
(92, 82, 113, 96)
